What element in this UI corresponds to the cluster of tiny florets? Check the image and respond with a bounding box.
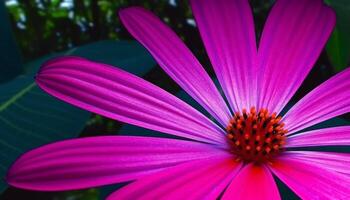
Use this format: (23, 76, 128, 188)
(226, 107, 287, 163)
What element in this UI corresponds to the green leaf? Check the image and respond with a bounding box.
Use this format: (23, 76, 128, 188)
(325, 0, 350, 71)
(27, 40, 156, 77)
(57, 189, 99, 200)
(0, 1, 23, 83)
(0, 40, 156, 193)
(69, 40, 156, 76)
(0, 74, 89, 193)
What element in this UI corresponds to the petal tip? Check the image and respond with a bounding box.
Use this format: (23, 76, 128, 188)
(5, 161, 19, 187)
(41, 56, 87, 68)
(35, 56, 89, 90)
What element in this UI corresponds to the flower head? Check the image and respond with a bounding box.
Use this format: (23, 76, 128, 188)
(6, 0, 350, 199)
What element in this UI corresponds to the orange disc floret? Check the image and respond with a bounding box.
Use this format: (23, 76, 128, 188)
(226, 107, 287, 163)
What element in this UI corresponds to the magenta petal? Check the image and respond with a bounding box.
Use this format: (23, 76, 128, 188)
(190, 0, 257, 112)
(257, 0, 335, 114)
(283, 151, 350, 175)
(286, 126, 350, 147)
(222, 164, 280, 200)
(7, 136, 230, 191)
(283, 67, 350, 134)
(119, 7, 231, 126)
(107, 158, 242, 200)
(269, 153, 350, 199)
(36, 57, 226, 145)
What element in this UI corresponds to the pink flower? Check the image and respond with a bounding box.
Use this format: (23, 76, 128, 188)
(7, 0, 350, 199)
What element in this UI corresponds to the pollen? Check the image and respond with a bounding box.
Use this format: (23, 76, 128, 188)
(226, 107, 287, 163)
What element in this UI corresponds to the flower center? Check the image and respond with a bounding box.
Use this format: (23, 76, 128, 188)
(226, 107, 287, 163)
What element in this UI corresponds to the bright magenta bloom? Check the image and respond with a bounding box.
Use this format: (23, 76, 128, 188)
(7, 0, 350, 199)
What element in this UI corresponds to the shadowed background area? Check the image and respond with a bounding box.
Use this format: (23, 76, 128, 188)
(0, 0, 349, 199)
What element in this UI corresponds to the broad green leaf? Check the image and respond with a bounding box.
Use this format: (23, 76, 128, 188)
(0, 74, 89, 193)
(26, 40, 156, 76)
(325, 0, 350, 71)
(69, 40, 156, 76)
(57, 189, 99, 200)
(0, 40, 156, 193)
(0, 1, 22, 83)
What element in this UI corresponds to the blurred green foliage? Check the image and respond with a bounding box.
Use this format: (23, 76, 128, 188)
(325, 0, 350, 71)
(6, 0, 126, 61)
(5, 0, 350, 72)
(0, 1, 22, 82)
(5, 0, 197, 62)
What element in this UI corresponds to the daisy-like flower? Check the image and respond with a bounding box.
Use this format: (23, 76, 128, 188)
(6, 0, 350, 199)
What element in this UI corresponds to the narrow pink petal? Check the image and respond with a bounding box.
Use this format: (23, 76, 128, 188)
(107, 158, 242, 200)
(269, 153, 350, 199)
(222, 164, 280, 200)
(36, 57, 226, 145)
(283, 67, 350, 134)
(257, 0, 335, 114)
(283, 151, 350, 175)
(119, 7, 231, 126)
(286, 126, 350, 147)
(7, 136, 231, 191)
(190, 0, 257, 112)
